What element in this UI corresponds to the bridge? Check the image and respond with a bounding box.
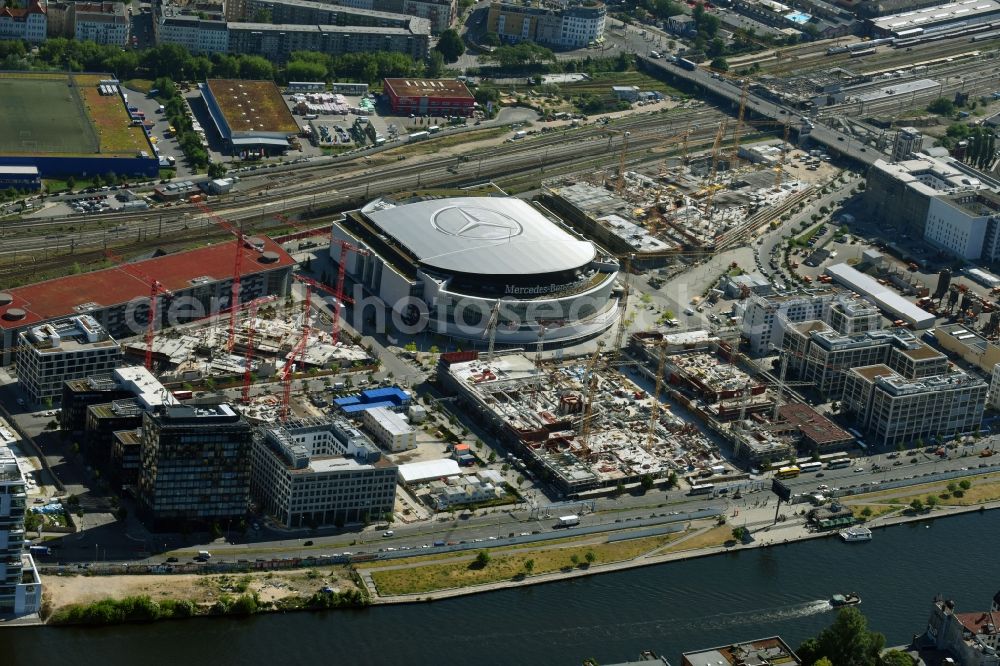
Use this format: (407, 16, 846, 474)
(637, 55, 886, 167)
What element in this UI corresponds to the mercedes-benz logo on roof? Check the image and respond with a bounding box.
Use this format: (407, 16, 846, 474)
(431, 206, 523, 240)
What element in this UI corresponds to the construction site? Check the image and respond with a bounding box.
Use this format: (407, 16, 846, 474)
(540, 129, 819, 266)
(437, 344, 730, 497)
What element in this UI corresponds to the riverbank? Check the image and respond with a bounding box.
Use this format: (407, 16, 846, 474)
(359, 496, 1000, 605)
(18, 489, 1000, 627)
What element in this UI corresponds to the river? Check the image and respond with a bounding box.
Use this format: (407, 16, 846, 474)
(3, 510, 996, 666)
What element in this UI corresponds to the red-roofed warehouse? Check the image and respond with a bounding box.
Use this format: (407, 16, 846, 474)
(0, 236, 294, 364)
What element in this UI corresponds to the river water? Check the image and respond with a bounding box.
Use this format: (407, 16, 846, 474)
(3, 510, 996, 666)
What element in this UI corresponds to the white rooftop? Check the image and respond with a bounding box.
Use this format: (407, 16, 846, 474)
(824, 263, 936, 329)
(399, 458, 461, 484)
(113, 366, 179, 410)
(366, 406, 413, 436)
(361, 197, 596, 276)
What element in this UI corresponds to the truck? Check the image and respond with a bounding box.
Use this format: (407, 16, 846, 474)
(29, 545, 51, 557)
(678, 58, 698, 71)
(557, 515, 580, 528)
(513, 130, 527, 139)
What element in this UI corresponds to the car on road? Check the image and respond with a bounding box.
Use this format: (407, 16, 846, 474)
(304, 540, 314, 546)
(854, 467, 864, 472)
(382, 530, 394, 537)
(166, 557, 178, 563)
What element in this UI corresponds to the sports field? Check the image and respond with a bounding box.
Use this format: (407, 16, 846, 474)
(0, 76, 99, 155)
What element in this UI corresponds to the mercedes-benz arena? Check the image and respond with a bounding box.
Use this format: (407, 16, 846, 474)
(332, 196, 621, 345)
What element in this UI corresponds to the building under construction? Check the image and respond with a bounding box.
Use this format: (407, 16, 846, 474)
(540, 146, 809, 266)
(437, 350, 724, 496)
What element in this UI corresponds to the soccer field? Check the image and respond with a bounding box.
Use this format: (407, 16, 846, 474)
(0, 77, 99, 155)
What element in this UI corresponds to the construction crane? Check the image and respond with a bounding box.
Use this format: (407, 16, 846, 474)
(579, 342, 605, 448)
(483, 299, 501, 362)
(194, 202, 254, 352)
(534, 323, 547, 368)
(608, 254, 634, 366)
(279, 280, 316, 421)
(330, 239, 368, 345)
(646, 340, 667, 452)
(616, 131, 632, 196)
(776, 119, 791, 191)
(104, 249, 173, 370)
(731, 79, 750, 165)
(704, 119, 729, 218)
(240, 294, 278, 403)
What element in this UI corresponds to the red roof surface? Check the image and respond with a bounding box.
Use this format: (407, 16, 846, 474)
(0, 237, 294, 329)
(778, 403, 853, 446)
(956, 611, 1000, 636)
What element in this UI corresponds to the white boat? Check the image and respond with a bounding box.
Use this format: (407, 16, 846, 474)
(839, 525, 872, 542)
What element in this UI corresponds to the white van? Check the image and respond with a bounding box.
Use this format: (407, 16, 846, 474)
(197, 550, 212, 559)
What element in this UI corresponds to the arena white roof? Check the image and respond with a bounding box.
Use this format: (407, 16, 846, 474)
(363, 197, 596, 275)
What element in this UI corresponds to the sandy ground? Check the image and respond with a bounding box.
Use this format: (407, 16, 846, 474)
(44, 566, 360, 610)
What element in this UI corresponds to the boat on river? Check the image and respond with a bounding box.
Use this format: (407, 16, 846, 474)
(839, 525, 873, 542)
(830, 592, 861, 607)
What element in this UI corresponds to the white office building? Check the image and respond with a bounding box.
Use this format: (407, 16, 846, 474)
(251, 417, 398, 528)
(737, 290, 839, 356)
(925, 191, 1000, 261)
(16, 315, 123, 406)
(0, 422, 42, 617)
(362, 406, 416, 452)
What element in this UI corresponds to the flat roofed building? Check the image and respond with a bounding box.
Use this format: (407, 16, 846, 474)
(138, 404, 252, 529)
(926, 190, 1000, 262)
(0, 237, 294, 367)
(111, 427, 142, 487)
(16, 315, 122, 406)
(362, 405, 416, 452)
(0, 166, 41, 191)
(737, 290, 841, 357)
(383, 77, 475, 117)
(155, 13, 229, 53)
(201, 79, 300, 156)
(936, 323, 1000, 372)
(0, 421, 42, 617)
(870, 0, 1000, 37)
(843, 364, 987, 447)
(227, 21, 430, 64)
(777, 403, 853, 453)
(487, 1, 605, 49)
(251, 417, 397, 528)
(74, 2, 129, 46)
(681, 636, 801, 666)
(824, 262, 936, 329)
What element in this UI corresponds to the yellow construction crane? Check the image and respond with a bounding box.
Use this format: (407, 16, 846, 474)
(579, 341, 605, 449)
(704, 119, 729, 217)
(646, 340, 668, 452)
(775, 119, 791, 190)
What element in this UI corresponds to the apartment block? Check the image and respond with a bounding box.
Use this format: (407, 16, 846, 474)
(227, 20, 429, 62)
(226, 0, 455, 32)
(362, 406, 416, 452)
(487, 0, 605, 48)
(75, 2, 129, 46)
(138, 404, 252, 529)
(16, 315, 122, 406)
(0, 0, 47, 42)
(251, 417, 397, 528)
(842, 365, 987, 448)
(0, 423, 42, 618)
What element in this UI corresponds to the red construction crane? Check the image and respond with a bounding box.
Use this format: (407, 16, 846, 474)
(293, 242, 364, 345)
(104, 249, 173, 370)
(240, 294, 277, 403)
(279, 280, 316, 420)
(194, 201, 252, 352)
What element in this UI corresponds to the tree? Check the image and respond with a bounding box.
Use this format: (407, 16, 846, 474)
(909, 498, 924, 513)
(65, 175, 76, 191)
(731, 526, 747, 542)
(435, 28, 466, 63)
(959, 479, 972, 490)
(570, 553, 580, 566)
(640, 474, 655, 492)
(207, 162, 227, 179)
(928, 97, 956, 116)
(881, 650, 915, 666)
(666, 471, 679, 489)
(482, 31, 501, 47)
(475, 550, 491, 567)
(585, 550, 596, 565)
(797, 607, 885, 666)
(710, 57, 729, 72)
(426, 50, 445, 78)
(523, 558, 535, 574)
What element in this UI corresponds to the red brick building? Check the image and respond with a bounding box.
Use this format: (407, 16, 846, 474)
(383, 78, 475, 117)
